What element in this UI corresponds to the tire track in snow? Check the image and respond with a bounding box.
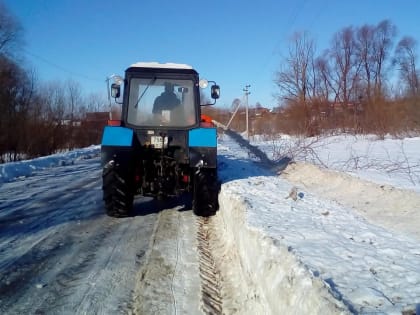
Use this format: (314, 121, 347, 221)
(132, 210, 180, 314)
(131, 205, 203, 315)
(196, 216, 223, 315)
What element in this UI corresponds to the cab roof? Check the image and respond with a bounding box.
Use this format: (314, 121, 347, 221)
(126, 62, 198, 76)
(129, 62, 193, 70)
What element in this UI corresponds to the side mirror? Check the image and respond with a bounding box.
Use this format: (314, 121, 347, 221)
(199, 79, 220, 106)
(111, 83, 121, 98)
(211, 85, 220, 99)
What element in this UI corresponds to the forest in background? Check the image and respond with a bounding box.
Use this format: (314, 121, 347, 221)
(206, 20, 420, 138)
(0, 3, 109, 162)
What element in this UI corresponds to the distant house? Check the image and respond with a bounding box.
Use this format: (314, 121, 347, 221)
(238, 106, 271, 118)
(329, 101, 363, 114)
(60, 119, 81, 126)
(253, 107, 270, 117)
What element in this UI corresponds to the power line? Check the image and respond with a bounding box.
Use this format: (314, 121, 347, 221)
(22, 48, 103, 82)
(271, 0, 309, 59)
(307, 0, 329, 30)
(254, 0, 325, 107)
(256, 0, 309, 82)
(286, 0, 308, 34)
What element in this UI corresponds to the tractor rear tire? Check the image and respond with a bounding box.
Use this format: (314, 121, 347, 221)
(192, 168, 219, 217)
(102, 163, 134, 217)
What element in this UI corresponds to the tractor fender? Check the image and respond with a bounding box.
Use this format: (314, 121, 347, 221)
(188, 127, 217, 168)
(101, 126, 134, 147)
(101, 126, 136, 168)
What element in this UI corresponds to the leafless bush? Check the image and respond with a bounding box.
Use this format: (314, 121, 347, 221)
(269, 136, 329, 168)
(379, 141, 420, 185)
(265, 133, 420, 186)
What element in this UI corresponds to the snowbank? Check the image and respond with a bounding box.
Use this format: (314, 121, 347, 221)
(282, 162, 420, 240)
(0, 146, 100, 183)
(218, 134, 420, 314)
(213, 184, 349, 314)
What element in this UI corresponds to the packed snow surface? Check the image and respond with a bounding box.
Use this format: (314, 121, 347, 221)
(1, 133, 420, 314)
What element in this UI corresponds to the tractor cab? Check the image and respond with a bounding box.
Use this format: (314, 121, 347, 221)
(110, 62, 219, 129)
(102, 62, 221, 217)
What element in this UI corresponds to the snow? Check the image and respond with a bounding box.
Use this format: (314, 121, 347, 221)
(0, 146, 100, 183)
(215, 133, 420, 314)
(129, 62, 194, 70)
(1, 133, 420, 314)
(252, 134, 420, 193)
(131, 210, 202, 314)
(0, 155, 162, 314)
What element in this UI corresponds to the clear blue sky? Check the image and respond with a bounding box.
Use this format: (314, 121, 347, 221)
(3, 0, 420, 109)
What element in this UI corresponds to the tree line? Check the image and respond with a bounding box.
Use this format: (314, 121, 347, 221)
(0, 3, 108, 163)
(272, 20, 420, 137)
(206, 20, 419, 138)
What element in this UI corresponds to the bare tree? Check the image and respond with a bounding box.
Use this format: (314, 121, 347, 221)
(275, 31, 316, 103)
(328, 26, 363, 105)
(65, 79, 83, 120)
(371, 20, 397, 97)
(64, 80, 84, 149)
(355, 24, 376, 101)
(314, 54, 334, 102)
(0, 55, 34, 161)
(85, 93, 103, 112)
(394, 36, 419, 97)
(43, 81, 67, 151)
(0, 1, 23, 57)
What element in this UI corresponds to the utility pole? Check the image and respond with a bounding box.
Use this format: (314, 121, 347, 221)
(243, 84, 251, 139)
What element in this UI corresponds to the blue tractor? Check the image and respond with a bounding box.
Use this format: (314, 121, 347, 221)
(101, 62, 220, 217)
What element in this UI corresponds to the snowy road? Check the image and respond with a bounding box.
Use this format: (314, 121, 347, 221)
(0, 156, 208, 315)
(0, 158, 161, 314)
(1, 133, 420, 314)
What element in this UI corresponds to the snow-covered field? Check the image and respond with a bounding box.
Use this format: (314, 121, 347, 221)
(252, 134, 420, 193)
(1, 133, 420, 314)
